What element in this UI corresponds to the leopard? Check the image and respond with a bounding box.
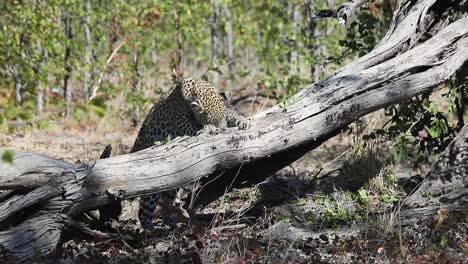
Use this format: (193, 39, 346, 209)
(132, 77, 249, 229)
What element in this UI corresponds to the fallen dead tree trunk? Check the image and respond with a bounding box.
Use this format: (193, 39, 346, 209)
(0, 0, 466, 224)
(0, 0, 467, 260)
(399, 122, 468, 225)
(0, 163, 92, 261)
(1, 0, 465, 211)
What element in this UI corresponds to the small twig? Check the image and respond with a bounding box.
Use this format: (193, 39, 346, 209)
(115, 226, 137, 254)
(99, 145, 112, 159)
(88, 41, 127, 101)
(311, 0, 369, 25)
(230, 92, 278, 106)
(190, 171, 225, 210)
(66, 219, 134, 241)
(211, 224, 246, 231)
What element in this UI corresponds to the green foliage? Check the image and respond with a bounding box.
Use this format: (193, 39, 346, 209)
(153, 134, 172, 146)
(72, 98, 107, 120)
(333, 1, 387, 62)
(423, 191, 433, 199)
(391, 132, 414, 162)
(364, 90, 460, 166)
(73, 105, 87, 121)
(324, 207, 354, 223)
(353, 3, 467, 166)
(308, 192, 359, 226)
(439, 233, 449, 247)
(87, 98, 107, 117)
(381, 194, 397, 204)
(339, 9, 385, 56)
(296, 198, 307, 206)
(1, 150, 15, 164)
(36, 119, 52, 130)
(357, 189, 370, 204)
(0, 0, 358, 128)
(8, 0, 460, 158)
(124, 88, 150, 118)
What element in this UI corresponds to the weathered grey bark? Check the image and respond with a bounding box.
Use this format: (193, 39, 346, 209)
(0, 0, 467, 211)
(97, 144, 121, 223)
(0, 164, 92, 261)
(262, 220, 360, 243)
(402, 124, 468, 212)
(0, 0, 467, 260)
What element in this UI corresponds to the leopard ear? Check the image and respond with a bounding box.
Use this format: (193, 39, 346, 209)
(190, 101, 204, 114)
(219, 91, 232, 101)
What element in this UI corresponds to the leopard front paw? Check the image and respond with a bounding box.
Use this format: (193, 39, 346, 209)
(198, 124, 222, 136)
(237, 118, 251, 130)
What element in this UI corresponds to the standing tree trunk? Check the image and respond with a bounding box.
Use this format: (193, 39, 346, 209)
(83, 0, 96, 101)
(131, 50, 142, 127)
(36, 48, 48, 114)
(303, 0, 320, 82)
(63, 11, 73, 117)
(12, 33, 28, 106)
(289, 3, 301, 76)
(171, 0, 184, 82)
(13, 67, 22, 105)
(222, 5, 235, 74)
(210, 0, 221, 84)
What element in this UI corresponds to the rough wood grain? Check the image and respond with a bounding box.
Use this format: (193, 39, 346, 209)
(0, 163, 92, 261)
(0, 0, 467, 216)
(399, 124, 468, 224)
(0, 0, 467, 260)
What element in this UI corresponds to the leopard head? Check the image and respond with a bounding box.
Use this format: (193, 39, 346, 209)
(180, 78, 228, 127)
